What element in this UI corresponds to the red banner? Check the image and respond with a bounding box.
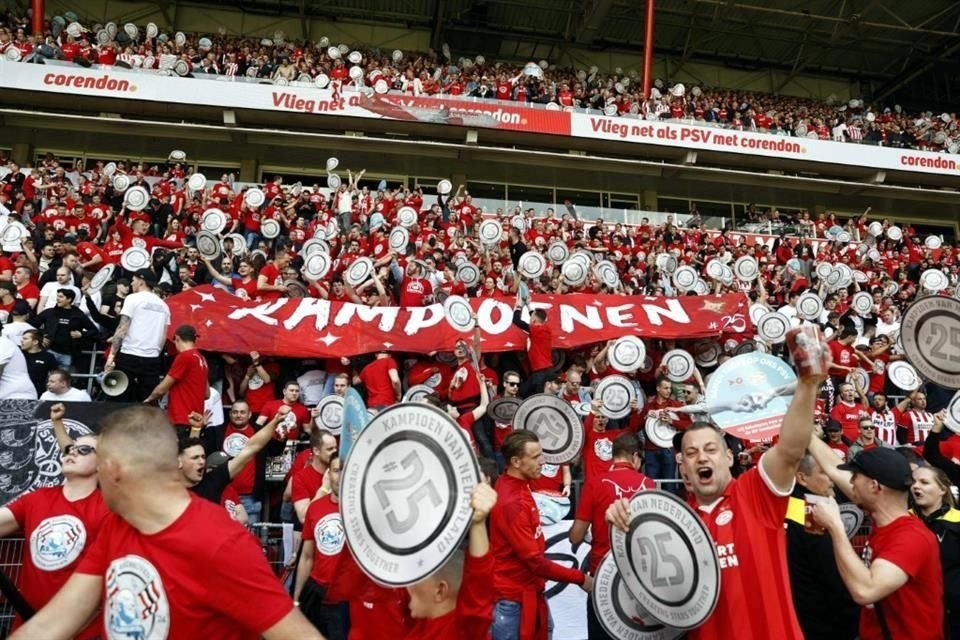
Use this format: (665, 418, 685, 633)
(166, 286, 752, 358)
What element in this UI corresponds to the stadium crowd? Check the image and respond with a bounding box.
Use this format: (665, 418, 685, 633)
(2, 9, 960, 152)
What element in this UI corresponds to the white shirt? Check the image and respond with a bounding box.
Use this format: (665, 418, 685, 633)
(875, 319, 901, 339)
(337, 190, 353, 214)
(297, 369, 327, 406)
(40, 387, 91, 402)
(0, 337, 37, 399)
(38, 281, 81, 311)
(2, 320, 32, 344)
(204, 386, 224, 427)
(119, 290, 171, 358)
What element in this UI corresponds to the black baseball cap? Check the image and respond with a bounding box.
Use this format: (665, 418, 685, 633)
(132, 269, 157, 287)
(838, 448, 913, 491)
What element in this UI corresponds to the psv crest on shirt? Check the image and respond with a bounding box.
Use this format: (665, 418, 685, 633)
(105, 555, 171, 639)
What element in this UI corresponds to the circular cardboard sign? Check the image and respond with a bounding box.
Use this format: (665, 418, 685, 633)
(120, 247, 150, 272)
(562, 260, 588, 287)
(340, 403, 479, 586)
(609, 336, 647, 373)
(644, 415, 677, 449)
(201, 208, 227, 234)
(437, 179, 453, 195)
(756, 311, 790, 344)
(887, 361, 921, 391)
(945, 391, 960, 434)
(227, 233, 246, 256)
(887, 226, 903, 241)
(260, 219, 280, 239)
(88, 264, 115, 293)
(692, 340, 722, 367)
(733, 256, 758, 281)
(847, 368, 869, 391)
(815, 262, 833, 280)
(925, 236, 942, 250)
(488, 397, 522, 424)
(920, 269, 949, 292)
(302, 238, 328, 258)
(244, 188, 265, 208)
(797, 293, 823, 321)
(595, 375, 637, 420)
(195, 231, 221, 260)
(691, 279, 710, 296)
(314, 395, 344, 436)
(593, 552, 682, 640)
(705, 352, 797, 441)
(456, 263, 481, 288)
(705, 260, 724, 280)
(512, 394, 584, 464)
(285, 280, 308, 297)
(389, 227, 409, 252)
(397, 207, 418, 228)
(662, 350, 695, 382)
(656, 253, 678, 275)
(402, 384, 434, 403)
(345, 257, 374, 286)
(839, 503, 864, 539)
(112, 173, 130, 192)
(518, 251, 546, 279)
(123, 186, 149, 211)
(868, 221, 883, 237)
(303, 252, 331, 280)
(547, 241, 569, 264)
(442, 295, 475, 332)
(325, 157, 339, 172)
(478, 219, 501, 244)
(187, 173, 206, 191)
(610, 490, 721, 630)
(672, 266, 698, 291)
(594, 261, 619, 289)
(103, 162, 117, 178)
(900, 297, 960, 388)
(851, 292, 873, 316)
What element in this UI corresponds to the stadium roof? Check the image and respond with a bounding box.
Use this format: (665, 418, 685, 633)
(193, 0, 960, 106)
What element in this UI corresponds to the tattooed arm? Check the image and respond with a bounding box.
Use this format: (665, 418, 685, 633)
(104, 315, 131, 373)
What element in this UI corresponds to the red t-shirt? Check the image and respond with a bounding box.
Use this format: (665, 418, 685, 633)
(689, 464, 804, 640)
(223, 423, 255, 494)
(830, 401, 867, 442)
(859, 515, 944, 640)
(6, 486, 110, 639)
(829, 341, 857, 376)
(528, 322, 553, 371)
(359, 356, 399, 407)
(258, 263, 283, 300)
(165, 348, 209, 425)
(528, 463, 567, 494)
(301, 495, 345, 590)
(826, 440, 850, 462)
(490, 474, 584, 603)
(401, 551, 494, 640)
(582, 420, 628, 480)
(76, 495, 293, 638)
(244, 362, 280, 414)
(448, 362, 481, 405)
(291, 463, 325, 506)
(259, 399, 309, 441)
(575, 462, 655, 573)
(399, 277, 433, 307)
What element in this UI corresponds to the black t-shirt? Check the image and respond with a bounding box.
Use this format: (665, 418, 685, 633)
(22, 348, 58, 395)
(190, 462, 231, 504)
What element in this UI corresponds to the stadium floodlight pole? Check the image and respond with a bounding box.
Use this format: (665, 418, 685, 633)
(642, 0, 655, 98)
(31, 0, 43, 35)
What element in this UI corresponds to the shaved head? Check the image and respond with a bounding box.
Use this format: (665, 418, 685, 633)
(98, 406, 179, 475)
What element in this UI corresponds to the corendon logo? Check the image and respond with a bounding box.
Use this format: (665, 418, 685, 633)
(900, 154, 958, 172)
(43, 73, 133, 93)
(383, 95, 545, 128)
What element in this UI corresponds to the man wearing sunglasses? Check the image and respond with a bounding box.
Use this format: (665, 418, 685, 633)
(0, 403, 108, 639)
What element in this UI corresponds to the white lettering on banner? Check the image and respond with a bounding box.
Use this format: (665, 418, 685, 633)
(403, 305, 444, 335)
(559, 304, 603, 333)
(641, 298, 690, 326)
(476, 299, 514, 334)
(334, 302, 399, 331)
(606, 304, 638, 328)
(283, 298, 332, 330)
(227, 299, 288, 326)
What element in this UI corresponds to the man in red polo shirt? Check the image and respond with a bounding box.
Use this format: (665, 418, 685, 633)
(144, 325, 209, 434)
(608, 361, 827, 639)
(358, 351, 400, 411)
(257, 381, 311, 441)
(490, 430, 592, 640)
(570, 431, 654, 639)
(9, 406, 322, 640)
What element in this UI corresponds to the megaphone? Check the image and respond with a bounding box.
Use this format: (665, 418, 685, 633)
(98, 371, 129, 397)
